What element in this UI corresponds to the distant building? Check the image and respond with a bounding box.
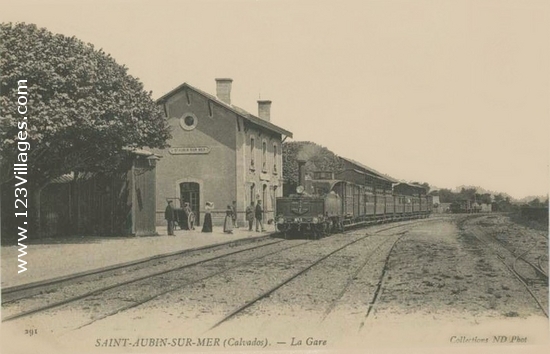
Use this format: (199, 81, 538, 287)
(439, 203, 452, 213)
(431, 195, 445, 213)
(480, 203, 492, 212)
(155, 79, 293, 226)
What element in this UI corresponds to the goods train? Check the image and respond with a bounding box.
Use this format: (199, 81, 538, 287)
(275, 161, 432, 239)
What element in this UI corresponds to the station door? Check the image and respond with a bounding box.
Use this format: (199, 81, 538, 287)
(180, 182, 200, 226)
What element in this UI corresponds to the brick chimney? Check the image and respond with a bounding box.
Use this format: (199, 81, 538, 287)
(215, 78, 233, 104)
(257, 100, 272, 121)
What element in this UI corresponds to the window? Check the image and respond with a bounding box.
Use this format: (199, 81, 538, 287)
(273, 144, 278, 174)
(180, 113, 198, 131)
(250, 137, 255, 170)
(262, 141, 267, 172)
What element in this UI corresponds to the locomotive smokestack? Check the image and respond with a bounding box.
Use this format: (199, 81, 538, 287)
(297, 160, 306, 187)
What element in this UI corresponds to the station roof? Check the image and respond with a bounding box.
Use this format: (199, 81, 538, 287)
(338, 156, 398, 183)
(48, 149, 160, 184)
(156, 82, 293, 138)
(393, 182, 428, 195)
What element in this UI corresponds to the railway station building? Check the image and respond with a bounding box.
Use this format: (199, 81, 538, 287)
(154, 79, 293, 226)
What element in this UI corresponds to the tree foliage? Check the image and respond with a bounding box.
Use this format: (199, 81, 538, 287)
(411, 182, 431, 193)
(282, 141, 344, 184)
(433, 188, 493, 204)
(0, 23, 171, 186)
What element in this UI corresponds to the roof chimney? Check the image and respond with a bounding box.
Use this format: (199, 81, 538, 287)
(257, 100, 272, 121)
(215, 78, 233, 104)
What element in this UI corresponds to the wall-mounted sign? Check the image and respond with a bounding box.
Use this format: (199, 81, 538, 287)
(169, 146, 211, 155)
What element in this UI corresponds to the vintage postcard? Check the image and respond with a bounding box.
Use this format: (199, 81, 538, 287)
(1, 1, 548, 354)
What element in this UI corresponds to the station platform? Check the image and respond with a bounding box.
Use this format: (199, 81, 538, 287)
(1, 224, 276, 289)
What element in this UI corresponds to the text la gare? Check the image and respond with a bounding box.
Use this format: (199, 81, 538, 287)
(291, 337, 327, 346)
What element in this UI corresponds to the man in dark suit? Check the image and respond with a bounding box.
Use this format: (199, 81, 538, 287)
(165, 200, 175, 236)
(255, 200, 265, 232)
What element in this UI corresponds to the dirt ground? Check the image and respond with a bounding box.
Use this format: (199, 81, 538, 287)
(3, 215, 549, 354)
(368, 214, 548, 346)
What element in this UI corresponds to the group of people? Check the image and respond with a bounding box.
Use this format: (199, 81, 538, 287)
(165, 199, 267, 236)
(222, 200, 266, 234)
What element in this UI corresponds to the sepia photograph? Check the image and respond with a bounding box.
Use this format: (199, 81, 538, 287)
(1, 1, 548, 353)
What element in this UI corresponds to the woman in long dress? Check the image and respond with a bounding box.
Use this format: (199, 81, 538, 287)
(202, 202, 213, 233)
(223, 205, 233, 234)
(180, 202, 190, 230)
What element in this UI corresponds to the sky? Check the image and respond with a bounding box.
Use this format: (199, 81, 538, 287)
(2, 0, 549, 199)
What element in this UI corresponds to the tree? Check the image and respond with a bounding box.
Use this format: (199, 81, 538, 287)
(477, 193, 492, 204)
(437, 188, 457, 203)
(282, 141, 344, 185)
(1, 23, 171, 233)
(458, 187, 477, 201)
(494, 194, 505, 203)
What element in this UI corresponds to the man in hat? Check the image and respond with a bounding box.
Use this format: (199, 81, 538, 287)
(245, 201, 255, 231)
(255, 200, 266, 232)
(165, 200, 175, 236)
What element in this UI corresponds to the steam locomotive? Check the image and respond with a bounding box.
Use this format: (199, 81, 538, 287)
(275, 160, 432, 239)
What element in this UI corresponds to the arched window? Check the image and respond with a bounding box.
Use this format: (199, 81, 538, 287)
(250, 136, 255, 170)
(273, 143, 278, 174)
(262, 141, 267, 172)
(250, 183, 255, 206)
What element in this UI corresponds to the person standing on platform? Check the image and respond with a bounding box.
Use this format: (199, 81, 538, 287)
(255, 200, 265, 232)
(223, 205, 234, 234)
(165, 200, 175, 236)
(245, 201, 255, 231)
(183, 202, 194, 230)
(180, 202, 189, 230)
(231, 201, 238, 228)
(202, 202, 213, 233)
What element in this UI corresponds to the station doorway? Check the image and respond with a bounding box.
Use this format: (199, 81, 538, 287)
(179, 182, 200, 226)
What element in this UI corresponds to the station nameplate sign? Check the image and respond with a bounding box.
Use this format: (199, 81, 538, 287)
(169, 146, 211, 155)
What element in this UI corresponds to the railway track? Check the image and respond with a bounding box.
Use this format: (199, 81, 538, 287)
(320, 233, 405, 323)
(2, 235, 279, 304)
(511, 237, 548, 281)
(474, 216, 548, 280)
(207, 221, 428, 332)
(358, 232, 405, 329)
(1, 237, 299, 322)
(486, 227, 548, 282)
(538, 256, 549, 277)
(3, 218, 435, 334)
(466, 223, 548, 318)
